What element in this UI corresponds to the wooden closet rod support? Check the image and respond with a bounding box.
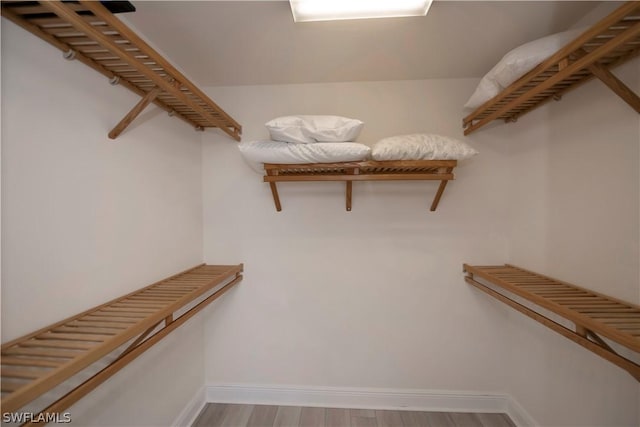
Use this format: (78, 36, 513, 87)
(571, 47, 640, 114)
(588, 62, 640, 113)
(109, 88, 161, 139)
(430, 180, 449, 211)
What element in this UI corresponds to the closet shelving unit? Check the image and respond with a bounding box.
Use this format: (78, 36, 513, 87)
(463, 1, 640, 135)
(0, 264, 244, 422)
(1, 0, 242, 140)
(464, 264, 640, 381)
(462, 2, 640, 382)
(263, 160, 457, 212)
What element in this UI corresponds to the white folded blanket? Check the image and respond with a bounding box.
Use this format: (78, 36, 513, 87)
(238, 140, 371, 173)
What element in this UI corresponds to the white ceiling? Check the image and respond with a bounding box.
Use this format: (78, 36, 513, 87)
(122, 1, 602, 87)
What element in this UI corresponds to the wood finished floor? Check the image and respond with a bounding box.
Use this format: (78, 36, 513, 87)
(192, 403, 517, 427)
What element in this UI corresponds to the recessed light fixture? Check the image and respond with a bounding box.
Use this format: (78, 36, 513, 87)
(289, 0, 433, 23)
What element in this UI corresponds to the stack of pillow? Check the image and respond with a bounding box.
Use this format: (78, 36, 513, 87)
(238, 115, 371, 171)
(238, 115, 478, 172)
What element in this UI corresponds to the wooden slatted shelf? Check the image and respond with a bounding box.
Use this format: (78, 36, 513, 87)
(263, 160, 457, 212)
(1, 0, 242, 140)
(463, 264, 640, 381)
(463, 1, 640, 135)
(0, 263, 243, 418)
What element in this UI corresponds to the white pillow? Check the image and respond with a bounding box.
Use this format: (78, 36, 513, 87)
(238, 140, 371, 173)
(463, 28, 585, 111)
(491, 28, 585, 88)
(265, 115, 364, 144)
(371, 134, 478, 161)
(463, 74, 502, 111)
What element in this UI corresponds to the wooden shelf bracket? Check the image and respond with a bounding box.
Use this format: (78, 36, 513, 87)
(109, 87, 161, 139)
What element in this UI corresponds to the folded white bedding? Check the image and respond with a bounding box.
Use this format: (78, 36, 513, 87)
(238, 140, 371, 173)
(464, 27, 585, 111)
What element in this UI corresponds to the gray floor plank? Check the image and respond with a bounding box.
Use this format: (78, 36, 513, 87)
(220, 404, 254, 427)
(449, 412, 482, 427)
(350, 409, 375, 418)
(351, 415, 376, 427)
(399, 411, 432, 427)
(299, 407, 326, 427)
(193, 403, 228, 427)
(193, 405, 516, 427)
(424, 411, 456, 426)
(326, 408, 350, 427)
(375, 410, 405, 427)
(247, 405, 279, 427)
(273, 406, 302, 427)
(475, 413, 516, 427)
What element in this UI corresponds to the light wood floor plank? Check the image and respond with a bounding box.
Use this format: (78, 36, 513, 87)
(375, 410, 405, 427)
(273, 406, 302, 427)
(247, 405, 279, 427)
(299, 407, 326, 427)
(326, 408, 350, 427)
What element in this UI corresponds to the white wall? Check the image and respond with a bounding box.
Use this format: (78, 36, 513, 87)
(201, 80, 512, 393)
(1, 21, 205, 425)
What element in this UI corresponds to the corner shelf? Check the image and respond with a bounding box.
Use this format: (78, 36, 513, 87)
(464, 263, 640, 381)
(1, 0, 242, 140)
(0, 264, 243, 418)
(463, 1, 640, 135)
(263, 160, 457, 212)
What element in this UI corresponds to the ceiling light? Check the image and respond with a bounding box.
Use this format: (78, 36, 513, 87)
(289, 0, 433, 22)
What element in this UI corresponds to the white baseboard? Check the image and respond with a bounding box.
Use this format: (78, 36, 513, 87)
(203, 383, 536, 426)
(173, 385, 207, 427)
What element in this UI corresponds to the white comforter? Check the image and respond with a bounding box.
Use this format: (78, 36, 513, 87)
(238, 140, 371, 173)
